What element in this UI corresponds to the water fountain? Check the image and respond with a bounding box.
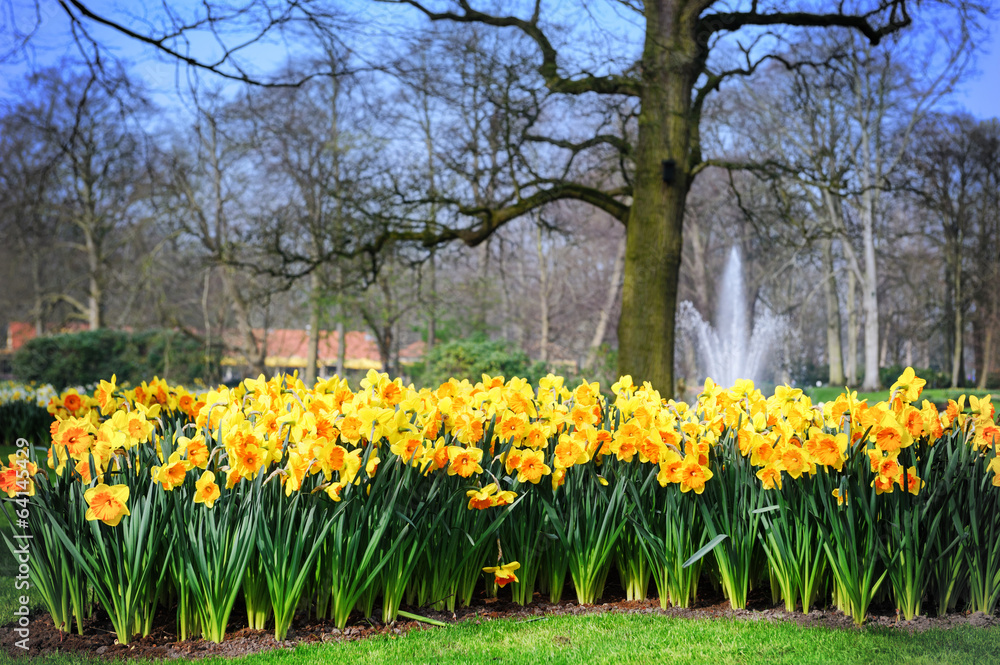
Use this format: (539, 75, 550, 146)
(678, 247, 785, 388)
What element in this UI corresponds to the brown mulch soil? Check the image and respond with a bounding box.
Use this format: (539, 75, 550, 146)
(3, 581, 998, 662)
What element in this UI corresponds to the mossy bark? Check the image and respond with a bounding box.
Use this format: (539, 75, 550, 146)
(617, 3, 700, 396)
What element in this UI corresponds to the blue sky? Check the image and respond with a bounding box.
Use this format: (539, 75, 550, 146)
(957, 25, 1000, 118)
(1, 1, 997, 119)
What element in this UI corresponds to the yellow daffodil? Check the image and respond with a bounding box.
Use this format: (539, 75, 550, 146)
(483, 561, 520, 587)
(84, 483, 130, 526)
(194, 470, 221, 508)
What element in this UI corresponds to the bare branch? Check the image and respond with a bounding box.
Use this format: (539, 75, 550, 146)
(701, 2, 912, 46)
(55, 0, 338, 87)
(524, 132, 632, 157)
(385, 0, 641, 97)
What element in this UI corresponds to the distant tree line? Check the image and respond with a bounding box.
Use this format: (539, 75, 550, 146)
(0, 1, 996, 393)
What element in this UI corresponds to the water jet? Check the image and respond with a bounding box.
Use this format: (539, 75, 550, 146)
(678, 247, 785, 388)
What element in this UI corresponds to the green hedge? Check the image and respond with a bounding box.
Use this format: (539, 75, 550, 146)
(0, 401, 50, 447)
(411, 336, 547, 388)
(12, 329, 217, 389)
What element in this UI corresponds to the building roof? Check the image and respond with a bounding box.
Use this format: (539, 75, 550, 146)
(222, 328, 395, 370)
(6, 321, 90, 351)
(4, 321, 426, 371)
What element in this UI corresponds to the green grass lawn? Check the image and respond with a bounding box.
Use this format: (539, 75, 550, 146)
(806, 386, 994, 405)
(4, 612, 1000, 665)
(0, 577, 38, 627)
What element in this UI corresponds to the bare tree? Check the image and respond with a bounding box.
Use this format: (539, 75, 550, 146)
(356, 249, 423, 377)
(26, 0, 953, 394)
(729, 20, 972, 389)
(913, 114, 1000, 387)
(0, 104, 66, 335)
(379, 1, 953, 393)
(4, 66, 152, 330)
(246, 54, 374, 383)
(5, 1, 992, 392)
(970, 120, 1000, 389)
(158, 95, 276, 375)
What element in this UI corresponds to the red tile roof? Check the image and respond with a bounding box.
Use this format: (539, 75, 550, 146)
(223, 328, 422, 370)
(5, 322, 424, 371)
(257, 328, 382, 369)
(6, 321, 89, 351)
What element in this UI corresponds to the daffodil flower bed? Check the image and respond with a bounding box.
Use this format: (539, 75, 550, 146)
(0, 381, 58, 409)
(1, 369, 998, 644)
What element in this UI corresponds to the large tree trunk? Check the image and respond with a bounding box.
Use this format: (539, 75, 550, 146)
(821, 238, 845, 385)
(617, 5, 697, 396)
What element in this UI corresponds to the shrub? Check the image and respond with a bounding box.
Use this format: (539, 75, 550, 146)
(12, 329, 217, 389)
(412, 336, 547, 387)
(0, 382, 57, 446)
